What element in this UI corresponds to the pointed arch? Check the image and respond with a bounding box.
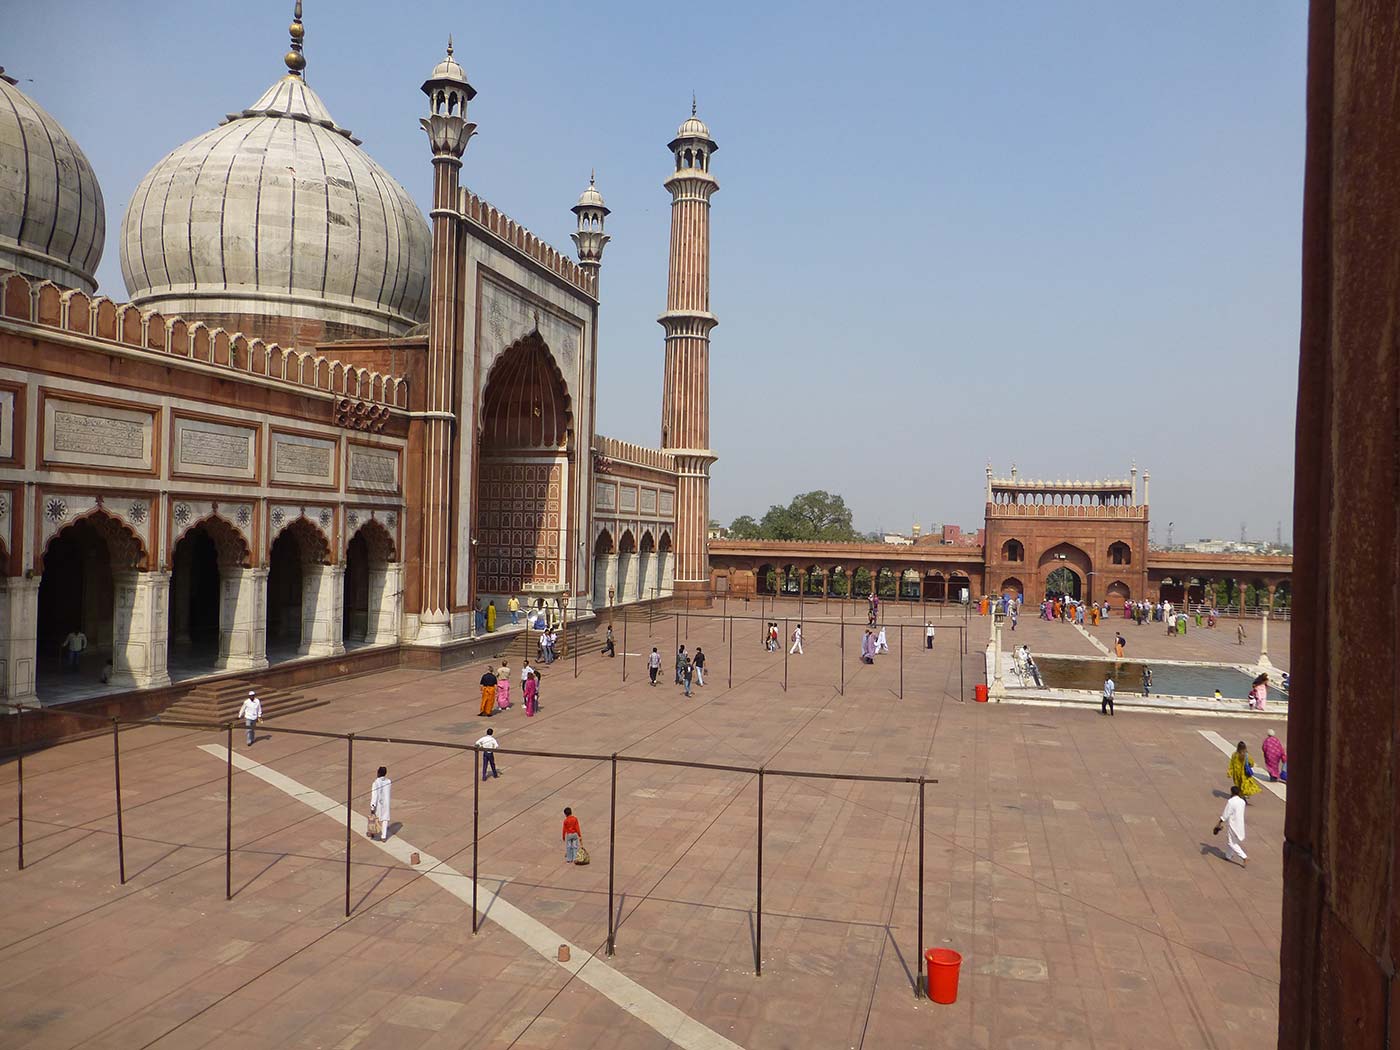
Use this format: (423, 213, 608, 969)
(41, 506, 148, 571)
(268, 515, 331, 565)
(480, 331, 573, 450)
(346, 516, 397, 561)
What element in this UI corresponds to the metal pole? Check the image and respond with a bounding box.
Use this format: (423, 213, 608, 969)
(573, 607, 579, 680)
(783, 617, 788, 692)
(756, 768, 764, 977)
(840, 619, 845, 696)
(899, 624, 904, 700)
(728, 616, 734, 689)
(225, 722, 233, 900)
(959, 641, 965, 702)
(622, 606, 628, 683)
(674, 606, 679, 657)
(345, 733, 354, 917)
(472, 748, 480, 933)
(607, 753, 618, 956)
(917, 776, 925, 999)
(16, 703, 23, 871)
(113, 720, 125, 885)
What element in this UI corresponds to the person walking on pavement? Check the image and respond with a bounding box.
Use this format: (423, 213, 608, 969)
(648, 647, 661, 685)
(925, 622, 935, 650)
(61, 628, 88, 672)
(479, 665, 498, 716)
(476, 727, 500, 779)
(562, 807, 582, 863)
(1101, 673, 1115, 716)
(1213, 785, 1248, 866)
(508, 595, 520, 625)
(1141, 666, 1153, 698)
(681, 651, 694, 697)
(238, 690, 262, 746)
(675, 645, 687, 685)
(693, 647, 705, 686)
(790, 624, 804, 655)
(601, 624, 615, 657)
(369, 766, 392, 842)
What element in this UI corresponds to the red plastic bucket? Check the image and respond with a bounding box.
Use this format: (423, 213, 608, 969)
(926, 948, 962, 1003)
(974, 683, 989, 703)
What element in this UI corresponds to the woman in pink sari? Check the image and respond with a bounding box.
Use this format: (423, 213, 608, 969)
(523, 671, 538, 717)
(494, 662, 512, 710)
(1249, 673, 1269, 711)
(1261, 729, 1286, 780)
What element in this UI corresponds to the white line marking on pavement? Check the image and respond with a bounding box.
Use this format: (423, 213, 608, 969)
(1197, 730, 1287, 801)
(1071, 623, 1114, 656)
(199, 745, 746, 1050)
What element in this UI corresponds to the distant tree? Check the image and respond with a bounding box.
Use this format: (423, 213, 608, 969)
(728, 515, 762, 539)
(784, 490, 858, 540)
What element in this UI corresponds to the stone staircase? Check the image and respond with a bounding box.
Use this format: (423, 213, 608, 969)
(161, 679, 327, 725)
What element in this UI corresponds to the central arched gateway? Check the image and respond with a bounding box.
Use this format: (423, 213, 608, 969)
(475, 333, 573, 610)
(1037, 542, 1094, 602)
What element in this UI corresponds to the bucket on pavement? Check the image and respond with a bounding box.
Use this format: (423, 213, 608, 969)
(974, 683, 988, 703)
(926, 948, 962, 1003)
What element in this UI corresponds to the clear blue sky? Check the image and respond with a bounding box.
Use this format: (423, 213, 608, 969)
(11, 1, 1306, 543)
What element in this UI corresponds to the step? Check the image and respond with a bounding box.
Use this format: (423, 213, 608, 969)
(162, 678, 326, 724)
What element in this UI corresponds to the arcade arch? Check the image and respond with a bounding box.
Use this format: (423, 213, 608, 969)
(169, 516, 251, 673)
(343, 519, 399, 647)
(593, 530, 615, 608)
(637, 531, 656, 602)
(266, 518, 341, 660)
(617, 530, 637, 603)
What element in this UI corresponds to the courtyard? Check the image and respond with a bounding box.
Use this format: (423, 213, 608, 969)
(0, 602, 1284, 1049)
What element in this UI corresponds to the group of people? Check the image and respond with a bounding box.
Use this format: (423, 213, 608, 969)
(647, 644, 706, 696)
(1216, 732, 1288, 867)
(479, 659, 543, 718)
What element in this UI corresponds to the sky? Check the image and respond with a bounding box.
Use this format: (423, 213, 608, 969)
(9, 1, 1307, 544)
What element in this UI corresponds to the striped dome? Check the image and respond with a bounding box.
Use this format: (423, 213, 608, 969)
(0, 70, 105, 293)
(120, 73, 429, 336)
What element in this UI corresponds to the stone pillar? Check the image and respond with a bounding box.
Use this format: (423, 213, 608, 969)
(1278, 4, 1400, 1046)
(366, 562, 403, 645)
(110, 570, 172, 691)
(171, 541, 192, 646)
(300, 564, 346, 657)
(218, 567, 269, 671)
(1259, 610, 1270, 666)
(637, 551, 653, 602)
(0, 576, 40, 704)
(616, 552, 632, 605)
(660, 552, 674, 596)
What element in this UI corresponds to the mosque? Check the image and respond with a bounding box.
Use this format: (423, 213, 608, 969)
(0, 6, 717, 704)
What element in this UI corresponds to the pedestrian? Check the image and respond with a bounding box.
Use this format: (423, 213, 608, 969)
(875, 626, 889, 654)
(1237, 623, 1247, 645)
(648, 647, 661, 685)
(494, 661, 512, 710)
(508, 595, 520, 625)
(681, 651, 694, 697)
(238, 689, 262, 746)
(478, 664, 498, 716)
(601, 624, 615, 657)
(562, 807, 582, 863)
(61, 627, 88, 672)
(1262, 729, 1287, 781)
(925, 622, 935, 650)
(1011, 606, 1019, 631)
(693, 647, 705, 686)
(1101, 673, 1115, 716)
(476, 727, 500, 779)
(369, 766, 392, 842)
(674, 644, 687, 684)
(790, 624, 804, 655)
(486, 600, 497, 632)
(861, 629, 876, 664)
(1213, 785, 1248, 866)
(523, 670, 539, 717)
(1141, 666, 1153, 698)
(1114, 633, 1126, 658)
(1229, 741, 1262, 800)
(1248, 673, 1269, 711)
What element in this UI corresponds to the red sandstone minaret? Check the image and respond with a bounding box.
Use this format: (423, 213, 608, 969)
(659, 100, 718, 602)
(417, 41, 475, 642)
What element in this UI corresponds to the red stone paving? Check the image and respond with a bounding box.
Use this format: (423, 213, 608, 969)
(0, 602, 1282, 1049)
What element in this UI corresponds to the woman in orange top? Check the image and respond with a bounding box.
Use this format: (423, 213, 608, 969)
(562, 807, 582, 863)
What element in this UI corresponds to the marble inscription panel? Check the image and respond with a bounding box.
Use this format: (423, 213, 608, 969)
(174, 417, 256, 480)
(271, 432, 335, 485)
(44, 397, 154, 471)
(348, 445, 399, 492)
(0, 389, 12, 460)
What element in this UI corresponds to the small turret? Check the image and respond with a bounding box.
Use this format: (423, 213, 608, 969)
(571, 172, 610, 275)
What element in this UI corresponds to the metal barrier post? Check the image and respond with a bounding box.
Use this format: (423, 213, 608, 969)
(728, 617, 734, 689)
(345, 733, 354, 917)
(917, 776, 925, 998)
(783, 618, 788, 692)
(622, 607, 629, 683)
(756, 767, 764, 976)
(607, 753, 618, 956)
(225, 722, 233, 900)
(899, 624, 904, 700)
(112, 719, 125, 885)
(840, 620, 845, 696)
(472, 748, 480, 933)
(959, 642, 965, 702)
(16, 703, 23, 871)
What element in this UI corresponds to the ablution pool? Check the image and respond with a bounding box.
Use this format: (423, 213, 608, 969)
(1032, 657, 1286, 701)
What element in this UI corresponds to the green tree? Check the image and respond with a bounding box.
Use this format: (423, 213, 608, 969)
(730, 491, 860, 542)
(728, 514, 762, 539)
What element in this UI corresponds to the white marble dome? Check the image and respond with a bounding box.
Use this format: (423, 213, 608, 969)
(0, 70, 106, 293)
(120, 72, 429, 336)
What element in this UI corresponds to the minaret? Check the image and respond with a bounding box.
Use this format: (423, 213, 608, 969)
(571, 172, 610, 281)
(417, 41, 476, 642)
(659, 100, 719, 602)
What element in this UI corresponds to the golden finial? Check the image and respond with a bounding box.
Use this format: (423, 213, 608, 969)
(691, 92, 697, 117)
(590, 168, 596, 186)
(285, 0, 306, 76)
(447, 33, 454, 57)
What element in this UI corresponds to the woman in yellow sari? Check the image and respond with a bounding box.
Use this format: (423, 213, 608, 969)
(1229, 741, 1262, 800)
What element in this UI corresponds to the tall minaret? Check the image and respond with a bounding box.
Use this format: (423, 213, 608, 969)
(417, 41, 476, 642)
(571, 172, 610, 281)
(659, 101, 719, 602)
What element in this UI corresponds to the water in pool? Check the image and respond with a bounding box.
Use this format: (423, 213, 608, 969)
(1031, 657, 1286, 701)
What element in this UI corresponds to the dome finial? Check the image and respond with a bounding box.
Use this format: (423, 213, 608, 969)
(285, 0, 307, 76)
(590, 168, 596, 186)
(447, 34, 454, 57)
(692, 91, 697, 117)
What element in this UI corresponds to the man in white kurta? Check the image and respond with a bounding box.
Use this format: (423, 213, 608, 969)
(370, 767, 392, 842)
(875, 627, 889, 654)
(238, 691, 262, 747)
(1215, 786, 1247, 866)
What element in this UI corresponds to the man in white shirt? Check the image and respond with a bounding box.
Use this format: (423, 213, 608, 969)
(62, 629, 88, 671)
(370, 766, 392, 841)
(1101, 675, 1115, 716)
(789, 624, 803, 655)
(1214, 786, 1247, 866)
(875, 626, 889, 654)
(238, 690, 262, 746)
(925, 623, 935, 650)
(476, 727, 500, 780)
